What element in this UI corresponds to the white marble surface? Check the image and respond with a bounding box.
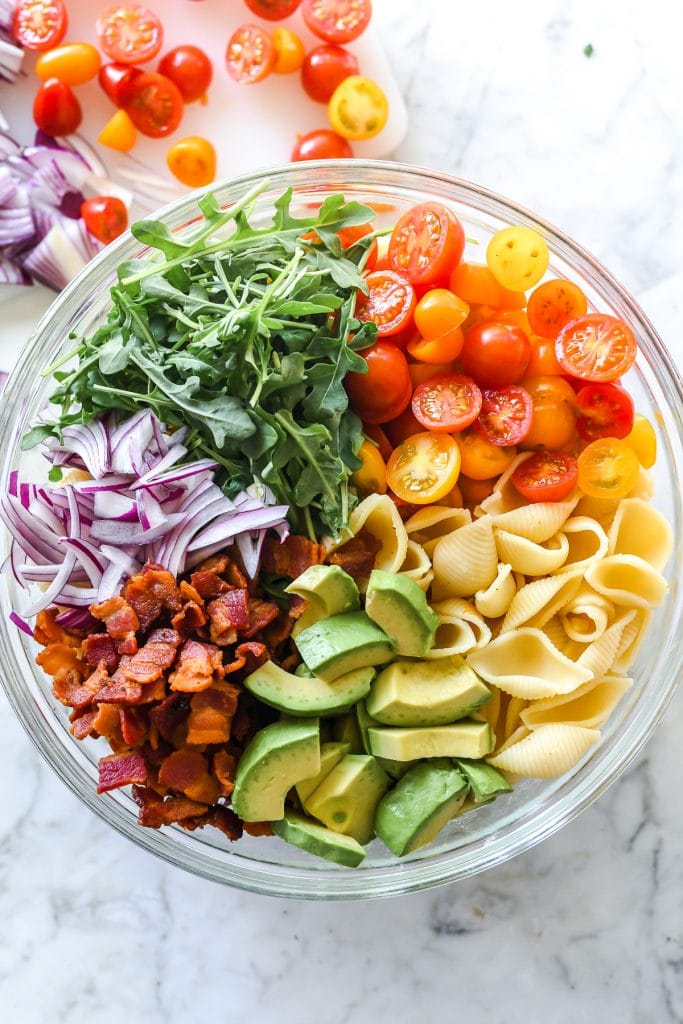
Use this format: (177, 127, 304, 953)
(2, 1, 683, 1021)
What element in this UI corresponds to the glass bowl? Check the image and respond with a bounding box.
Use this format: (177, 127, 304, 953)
(1, 160, 681, 900)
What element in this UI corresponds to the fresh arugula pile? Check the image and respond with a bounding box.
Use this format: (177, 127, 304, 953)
(31, 182, 381, 538)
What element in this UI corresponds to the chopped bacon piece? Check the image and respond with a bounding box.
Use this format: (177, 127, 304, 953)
(120, 707, 149, 746)
(36, 642, 84, 683)
(288, 594, 308, 620)
(193, 553, 231, 575)
(90, 596, 140, 639)
(280, 652, 301, 673)
(190, 570, 230, 600)
(97, 751, 147, 793)
(136, 678, 168, 703)
(149, 692, 190, 742)
(262, 608, 294, 650)
(92, 703, 123, 741)
(185, 680, 240, 746)
(132, 785, 208, 828)
(122, 563, 181, 631)
(157, 749, 219, 804)
(117, 635, 138, 657)
(236, 641, 269, 674)
(223, 558, 249, 591)
(242, 820, 274, 837)
(212, 749, 237, 797)
(180, 580, 204, 606)
(206, 805, 243, 841)
(172, 600, 206, 637)
(242, 597, 279, 639)
(71, 707, 98, 740)
(34, 609, 82, 648)
(121, 637, 178, 684)
(169, 639, 223, 693)
(261, 534, 326, 579)
(146, 627, 181, 646)
(82, 633, 118, 672)
(51, 665, 97, 708)
(207, 589, 249, 644)
(328, 526, 381, 579)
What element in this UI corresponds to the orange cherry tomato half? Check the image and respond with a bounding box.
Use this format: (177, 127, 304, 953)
(167, 136, 216, 187)
(408, 327, 464, 364)
(460, 319, 531, 386)
(474, 385, 533, 447)
(389, 202, 465, 287)
(123, 72, 184, 138)
(556, 314, 637, 382)
(98, 108, 137, 151)
(458, 474, 496, 508)
(455, 432, 517, 481)
(411, 374, 482, 433)
(519, 375, 577, 450)
(574, 383, 634, 442)
(81, 196, 128, 244)
(35, 42, 101, 85)
(386, 432, 461, 505)
(98, 62, 142, 106)
(33, 78, 82, 136)
(512, 450, 579, 503)
(291, 128, 353, 160)
(345, 341, 412, 424)
(301, 43, 358, 102)
(576, 438, 639, 499)
(13, 0, 67, 52)
(158, 45, 212, 102)
(226, 23, 275, 84)
(244, 0, 302, 19)
(96, 5, 163, 65)
(302, 0, 372, 44)
(414, 288, 469, 339)
(353, 439, 387, 496)
(527, 278, 588, 339)
(271, 28, 306, 74)
(355, 270, 416, 337)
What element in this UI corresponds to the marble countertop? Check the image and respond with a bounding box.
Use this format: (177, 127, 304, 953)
(2, 1, 683, 1021)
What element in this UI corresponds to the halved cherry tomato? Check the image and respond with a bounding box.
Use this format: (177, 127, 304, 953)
(33, 79, 82, 137)
(389, 203, 465, 288)
(158, 45, 212, 102)
(386, 432, 461, 504)
(408, 328, 464, 365)
(123, 72, 183, 137)
(355, 270, 416, 337)
(575, 383, 634, 442)
(328, 75, 388, 140)
(271, 28, 306, 74)
(408, 362, 454, 388)
(336, 222, 378, 269)
(520, 375, 576, 450)
(81, 196, 128, 244)
(353, 439, 387, 496)
(458, 474, 496, 508)
(291, 128, 353, 160)
(226, 23, 275, 84)
(96, 5, 163, 65)
(449, 261, 525, 308)
(13, 0, 67, 52)
(301, 44, 358, 102)
(98, 62, 142, 106)
(525, 336, 564, 377)
(362, 424, 392, 462)
(556, 314, 637, 382)
(456, 432, 516, 480)
(460, 319, 531, 386)
(345, 341, 412, 424)
(384, 405, 423, 446)
(35, 42, 101, 85)
(623, 414, 657, 469)
(577, 438, 639, 499)
(302, 0, 372, 44)
(499, 308, 532, 336)
(527, 278, 588, 339)
(412, 374, 482, 433)
(414, 288, 469, 339)
(512, 450, 578, 503)
(167, 136, 216, 187)
(474, 385, 533, 447)
(98, 108, 137, 152)
(487, 226, 549, 291)
(244, 0, 302, 19)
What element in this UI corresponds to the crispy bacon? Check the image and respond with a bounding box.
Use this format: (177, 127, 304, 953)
(70, 707, 99, 740)
(149, 692, 189, 742)
(212, 749, 237, 797)
(36, 643, 84, 685)
(157, 749, 219, 804)
(242, 597, 279, 639)
(97, 751, 147, 793)
(169, 639, 223, 693)
(122, 563, 181, 630)
(90, 596, 141, 639)
(185, 680, 240, 746)
(328, 526, 381, 579)
(121, 636, 178, 684)
(242, 820, 274, 838)
(82, 633, 118, 672)
(190, 570, 230, 600)
(120, 707, 149, 746)
(236, 641, 269, 674)
(262, 608, 294, 650)
(207, 589, 249, 644)
(205, 805, 243, 841)
(34, 609, 82, 648)
(132, 785, 209, 828)
(193, 553, 231, 574)
(172, 600, 206, 638)
(261, 534, 326, 579)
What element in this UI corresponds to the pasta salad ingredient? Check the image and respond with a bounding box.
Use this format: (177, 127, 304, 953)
(386, 433, 461, 504)
(302, 0, 372, 45)
(555, 313, 637, 382)
(13, 0, 67, 51)
(81, 195, 128, 243)
(511, 451, 579, 503)
(32, 77, 82, 136)
(96, 4, 163, 65)
(35, 41, 102, 85)
(327, 74, 388, 141)
(158, 44, 213, 103)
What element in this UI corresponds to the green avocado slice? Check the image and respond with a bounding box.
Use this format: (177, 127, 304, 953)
(295, 611, 395, 681)
(243, 660, 374, 717)
(356, 700, 413, 779)
(232, 718, 320, 822)
(296, 741, 351, 806)
(454, 758, 512, 803)
(366, 655, 491, 727)
(368, 720, 494, 762)
(304, 753, 390, 845)
(286, 565, 360, 638)
(375, 759, 469, 856)
(365, 569, 439, 656)
(271, 811, 366, 868)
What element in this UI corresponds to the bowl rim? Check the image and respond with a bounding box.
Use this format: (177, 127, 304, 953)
(1, 157, 681, 900)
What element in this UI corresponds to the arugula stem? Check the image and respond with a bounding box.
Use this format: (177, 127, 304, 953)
(42, 340, 85, 377)
(274, 410, 337, 504)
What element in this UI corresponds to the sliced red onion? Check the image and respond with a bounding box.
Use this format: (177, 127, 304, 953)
(0, 370, 7, 392)
(9, 611, 33, 637)
(90, 514, 185, 546)
(22, 224, 87, 291)
(55, 608, 96, 629)
(94, 490, 137, 522)
(46, 421, 111, 479)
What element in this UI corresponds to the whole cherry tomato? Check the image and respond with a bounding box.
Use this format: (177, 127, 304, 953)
(291, 129, 353, 160)
(13, 0, 67, 52)
(345, 341, 411, 424)
(460, 319, 531, 386)
(35, 42, 101, 85)
(520, 375, 576, 450)
(81, 196, 128, 244)
(301, 44, 359, 102)
(33, 78, 82, 136)
(166, 136, 216, 187)
(158, 45, 212, 102)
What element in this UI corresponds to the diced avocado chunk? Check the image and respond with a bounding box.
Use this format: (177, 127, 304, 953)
(368, 720, 494, 762)
(295, 611, 395, 682)
(366, 655, 491, 727)
(332, 712, 364, 752)
(365, 569, 439, 656)
(243, 660, 374, 717)
(375, 759, 469, 856)
(286, 564, 360, 626)
(232, 718, 320, 821)
(295, 663, 314, 678)
(356, 700, 412, 779)
(296, 741, 350, 806)
(305, 753, 390, 845)
(271, 811, 366, 868)
(455, 758, 512, 803)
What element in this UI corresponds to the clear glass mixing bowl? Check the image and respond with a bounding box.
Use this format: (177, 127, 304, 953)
(1, 160, 681, 899)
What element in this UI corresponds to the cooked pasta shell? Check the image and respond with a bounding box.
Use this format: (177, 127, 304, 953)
(607, 498, 673, 571)
(503, 695, 528, 742)
(541, 614, 570, 650)
(493, 723, 531, 756)
(521, 674, 633, 731)
(573, 492, 621, 530)
(432, 598, 491, 649)
(478, 452, 532, 517)
(432, 516, 498, 598)
(492, 497, 579, 543)
(585, 554, 669, 608)
(494, 529, 569, 575)
(475, 562, 517, 618)
(628, 466, 655, 501)
(560, 584, 614, 643)
(398, 540, 433, 591)
(552, 516, 609, 575)
(424, 617, 477, 658)
(405, 506, 472, 556)
(501, 569, 582, 632)
(611, 608, 652, 673)
(480, 684, 503, 731)
(344, 493, 409, 574)
(466, 627, 594, 699)
(487, 724, 600, 777)
(575, 611, 636, 679)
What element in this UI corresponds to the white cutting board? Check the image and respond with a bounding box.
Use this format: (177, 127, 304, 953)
(3, 0, 407, 196)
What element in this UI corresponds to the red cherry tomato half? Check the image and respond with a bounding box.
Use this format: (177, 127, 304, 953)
(302, 0, 372, 44)
(474, 385, 533, 447)
(13, 0, 67, 51)
(244, 0, 302, 19)
(33, 78, 82, 136)
(226, 23, 275, 84)
(158, 45, 212, 103)
(291, 128, 353, 160)
(388, 202, 465, 287)
(81, 196, 128, 244)
(123, 72, 184, 138)
(511, 450, 579, 503)
(301, 44, 359, 103)
(556, 314, 637, 382)
(355, 270, 416, 337)
(96, 5, 163, 65)
(345, 341, 412, 424)
(460, 319, 531, 386)
(411, 374, 483, 433)
(574, 383, 634, 442)
(98, 62, 142, 106)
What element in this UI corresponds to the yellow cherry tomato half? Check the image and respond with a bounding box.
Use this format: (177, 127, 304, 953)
(486, 226, 550, 292)
(98, 108, 137, 153)
(328, 75, 388, 141)
(271, 27, 305, 73)
(166, 136, 217, 188)
(35, 42, 102, 85)
(386, 432, 461, 504)
(623, 413, 657, 469)
(352, 439, 387, 496)
(414, 289, 470, 340)
(455, 432, 517, 481)
(577, 437, 640, 498)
